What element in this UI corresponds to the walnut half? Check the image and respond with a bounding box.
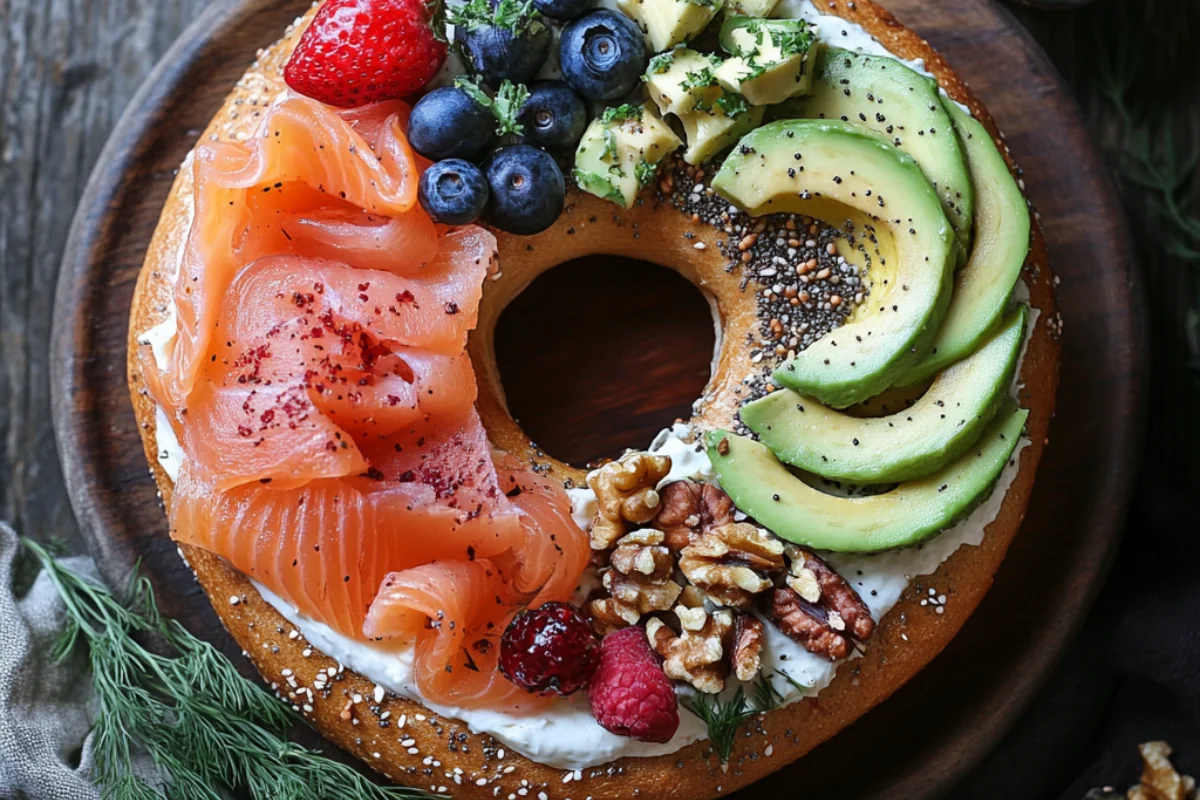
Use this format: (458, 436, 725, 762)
(646, 606, 734, 694)
(586, 453, 672, 550)
(768, 548, 875, 661)
(679, 523, 785, 609)
(653, 480, 735, 552)
(588, 529, 683, 634)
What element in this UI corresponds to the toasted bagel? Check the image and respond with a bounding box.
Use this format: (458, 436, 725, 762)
(126, 1, 1059, 796)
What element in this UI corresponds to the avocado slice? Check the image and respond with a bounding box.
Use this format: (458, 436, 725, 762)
(706, 404, 1028, 552)
(712, 119, 956, 408)
(775, 47, 973, 264)
(897, 101, 1032, 385)
(741, 305, 1026, 483)
(574, 103, 682, 208)
(617, 0, 722, 52)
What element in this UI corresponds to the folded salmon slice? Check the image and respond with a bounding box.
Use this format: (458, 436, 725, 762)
(361, 465, 591, 710)
(145, 97, 589, 710)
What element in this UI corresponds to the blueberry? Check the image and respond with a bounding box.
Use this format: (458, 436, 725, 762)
(484, 145, 565, 235)
(458, 5, 551, 87)
(532, 0, 595, 21)
(419, 160, 490, 225)
(517, 81, 589, 151)
(559, 10, 648, 101)
(408, 87, 495, 161)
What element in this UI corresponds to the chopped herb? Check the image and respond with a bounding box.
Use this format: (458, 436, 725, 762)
(715, 90, 751, 118)
(601, 103, 644, 125)
(774, 25, 815, 58)
(635, 157, 658, 187)
(454, 76, 531, 136)
(446, 0, 544, 36)
(681, 67, 716, 93)
(647, 51, 677, 75)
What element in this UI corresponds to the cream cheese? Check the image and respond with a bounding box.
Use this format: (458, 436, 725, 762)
(256, 581, 709, 770)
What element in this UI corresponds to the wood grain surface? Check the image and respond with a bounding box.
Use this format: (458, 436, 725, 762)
(1, 0, 208, 549)
(45, 0, 1143, 798)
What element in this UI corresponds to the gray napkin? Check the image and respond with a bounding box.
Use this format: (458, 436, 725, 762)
(0, 522, 98, 800)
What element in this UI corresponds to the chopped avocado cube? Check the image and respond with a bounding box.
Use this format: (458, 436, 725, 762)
(706, 404, 1028, 553)
(724, 0, 780, 19)
(713, 119, 956, 408)
(774, 47, 974, 264)
(573, 103, 682, 208)
(617, 0, 722, 53)
(741, 306, 1027, 483)
(717, 16, 811, 57)
(644, 48, 723, 116)
(897, 101, 1032, 385)
(678, 98, 764, 164)
(712, 18, 819, 106)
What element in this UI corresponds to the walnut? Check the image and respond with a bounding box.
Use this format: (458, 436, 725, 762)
(1128, 741, 1196, 800)
(730, 614, 765, 682)
(678, 523, 785, 608)
(785, 546, 875, 641)
(653, 480, 735, 551)
(768, 588, 854, 661)
(588, 529, 683, 634)
(587, 453, 672, 550)
(646, 606, 734, 694)
(768, 549, 875, 661)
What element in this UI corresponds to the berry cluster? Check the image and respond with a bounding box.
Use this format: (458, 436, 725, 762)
(500, 603, 680, 743)
(408, 1, 649, 233)
(284, 0, 652, 234)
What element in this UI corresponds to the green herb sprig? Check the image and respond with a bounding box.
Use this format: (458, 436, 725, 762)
(446, 0, 544, 36)
(22, 539, 434, 800)
(455, 76, 530, 137)
(682, 674, 785, 763)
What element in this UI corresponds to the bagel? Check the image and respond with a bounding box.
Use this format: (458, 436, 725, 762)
(126, 1, 1060, 797)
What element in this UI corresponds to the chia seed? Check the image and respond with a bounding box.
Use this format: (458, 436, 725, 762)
(656, 156, 875, 422)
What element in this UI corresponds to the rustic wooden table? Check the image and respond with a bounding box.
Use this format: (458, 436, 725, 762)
(1, 0, 210, 549)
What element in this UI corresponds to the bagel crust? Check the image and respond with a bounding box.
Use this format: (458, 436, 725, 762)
(126, 2, 1060, 797)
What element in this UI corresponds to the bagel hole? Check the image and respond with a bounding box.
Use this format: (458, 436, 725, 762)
(494, 256, 716, 468)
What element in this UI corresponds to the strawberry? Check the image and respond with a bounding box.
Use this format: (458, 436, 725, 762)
(284, 0, 447, 108)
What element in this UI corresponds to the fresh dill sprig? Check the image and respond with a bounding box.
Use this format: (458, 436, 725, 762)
(681, 674, 783, 763)
(454, 76, 530, 137)
(22, 538, 436, 800)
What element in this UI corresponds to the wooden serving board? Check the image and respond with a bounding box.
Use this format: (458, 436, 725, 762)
(51, 0, 1145, 796)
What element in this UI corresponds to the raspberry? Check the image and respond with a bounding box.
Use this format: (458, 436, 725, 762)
(588, 626, 680, 743)
(284, 0, 447, 109)
(499, 602, 600, 696)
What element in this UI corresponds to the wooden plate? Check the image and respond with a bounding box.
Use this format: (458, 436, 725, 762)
(51, 0, 1145, 796)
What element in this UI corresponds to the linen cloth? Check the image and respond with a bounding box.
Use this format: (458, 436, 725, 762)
(0, 522, 98, 800)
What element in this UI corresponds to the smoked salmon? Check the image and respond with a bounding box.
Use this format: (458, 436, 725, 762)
(144, 96, 587, 710)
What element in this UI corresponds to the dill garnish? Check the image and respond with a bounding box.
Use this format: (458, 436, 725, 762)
(681, 675, 784, 763)
(454, 76, 530, 136)
(22, 538, 435, 800)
